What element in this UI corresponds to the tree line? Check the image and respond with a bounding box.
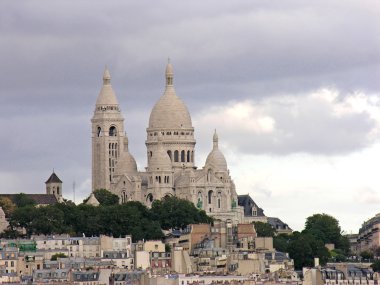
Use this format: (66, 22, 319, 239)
(254, 213, 350, 269)
(0, 191, 212, 242)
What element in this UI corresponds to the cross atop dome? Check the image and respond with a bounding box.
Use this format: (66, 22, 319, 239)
(166, 59, 174, 86)
(213, 129, 219, 149)
(103, 65, 111, 85)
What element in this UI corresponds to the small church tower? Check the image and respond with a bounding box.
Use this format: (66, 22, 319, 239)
(45, 171, 63, 200)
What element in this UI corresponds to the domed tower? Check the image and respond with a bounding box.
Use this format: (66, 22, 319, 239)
(91, 67, 126, 191)
(146, 135, 174, 206)
(204, 131, 237, 213)
(146, 61, 196, 172)
(205, 130, 228, 174)
(114, 135, 138, 176)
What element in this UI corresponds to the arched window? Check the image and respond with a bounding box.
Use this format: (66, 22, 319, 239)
(208, 190, 213, 204)
(147, 193, 153, 203)
(181, 150, 185, 162)
(57, 187, 60, 195)
(187, 151, 190, 162)
(174, 150, 179, 162)
(97, 127, 102, 137)
(191, 151, 194, 162)
(217, 192, 222, 209)
(167, 150, 172, 161)
(109, 126, 117, 136)
(121, 191, 127, 203)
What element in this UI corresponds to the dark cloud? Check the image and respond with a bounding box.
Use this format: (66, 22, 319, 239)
(0, 0, 379, 232)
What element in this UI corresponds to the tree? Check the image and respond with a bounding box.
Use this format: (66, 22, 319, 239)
(304, 213, 341, 246)
(0, 197, 16, 217)
(288, 232, 330, 269)
(13, 193, 36, 208)
(273, 233, 292, 252)
(51, 253, 67, 260)
(253, 222, 276, 237)
(84, 189, 119, 206)
(360, 250, 374, 261)
(330, 249, 347, 262)
(371, 260, 380, 272)
(151, 196, 213, 230)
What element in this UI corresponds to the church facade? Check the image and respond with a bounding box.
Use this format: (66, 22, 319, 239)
(91, 63, 250, 223)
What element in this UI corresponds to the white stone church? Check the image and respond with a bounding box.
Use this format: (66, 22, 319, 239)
(91, 62, 290, 228)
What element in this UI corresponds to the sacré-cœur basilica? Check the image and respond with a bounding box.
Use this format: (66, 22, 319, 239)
(90, 61, 290, 231)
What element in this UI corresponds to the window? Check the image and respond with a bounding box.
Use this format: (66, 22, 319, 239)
(187, 151, 190, 162)
(109, 126, 117, 136)
(208, 190, 213, 204)
(181, 150, 185, 162)
(174, 150, 179, 162)
(167, 150, 172, 161)
(97, 127, 101, 137)
(147, 193, 153, 203)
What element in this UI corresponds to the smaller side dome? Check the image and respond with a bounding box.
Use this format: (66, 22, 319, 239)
(114, 136, 138, 175)
(205, 130, 228, 171)
(149, 136, 172, 172)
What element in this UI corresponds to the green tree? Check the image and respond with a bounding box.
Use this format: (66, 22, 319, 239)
(87, 189, 119, 206)
(51, 253, 67, 260)
(151, 196, 212, 230)
(273, 233, 292, 252)
(360, 250, 374, 261)
(304, 213, 341, 246)
(288, 232, 330, 269)
(330, 249, 347, 262)
(10, 205, 37, 235)
(0, 197, 16, 217)
(13, 193, 36, 208)
(253, 222, 276, 237)
(371, 260, 380, 272)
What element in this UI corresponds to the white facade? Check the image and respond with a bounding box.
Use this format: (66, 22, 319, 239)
(91, 63, 244, 222)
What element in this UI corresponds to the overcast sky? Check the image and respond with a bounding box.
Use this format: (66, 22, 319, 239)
(0, 0, 379, 232)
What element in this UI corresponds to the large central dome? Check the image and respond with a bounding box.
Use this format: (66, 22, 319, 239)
(148, 62, 192, 129)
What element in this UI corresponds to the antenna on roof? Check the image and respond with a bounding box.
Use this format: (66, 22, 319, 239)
(73, 181, 76, 204)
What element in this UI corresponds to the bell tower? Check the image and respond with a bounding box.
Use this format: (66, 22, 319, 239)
(91, 67, 125, 191)
(45, 171, 63, 200)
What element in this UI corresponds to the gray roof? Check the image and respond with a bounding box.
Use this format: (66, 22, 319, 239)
(45, 172, 62, 183)
(0, 194, 58, 205)
(237, 194, 265, 217)
(267, 217, 292, 231)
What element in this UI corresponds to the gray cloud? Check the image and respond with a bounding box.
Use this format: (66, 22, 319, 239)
(195, 90, 379, 155)
(0, 0, 379, 230)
